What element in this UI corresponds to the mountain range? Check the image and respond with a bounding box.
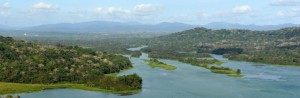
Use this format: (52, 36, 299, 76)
(21, 21, 195, 33)
(0, 21, 299, 33)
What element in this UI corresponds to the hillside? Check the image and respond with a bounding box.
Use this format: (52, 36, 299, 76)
(145, 27, 300, 65)
(204, 22, 300, 30)
(0, 36, 142, 92)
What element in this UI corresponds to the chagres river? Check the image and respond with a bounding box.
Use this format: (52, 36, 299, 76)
(16, 46, 300, 98)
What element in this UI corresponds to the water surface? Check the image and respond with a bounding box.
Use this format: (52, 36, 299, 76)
(15, 48, 300, 98)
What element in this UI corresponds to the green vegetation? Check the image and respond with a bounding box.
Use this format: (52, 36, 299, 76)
(0, 81, 140, 95)
(179, 58, 242, 77)
(141, 48, 241, 77)
(0, 95, 21, 98)
(223, 50, 300, 66)
(0, 36, 142, 94)
(104, 67, 134, 77)
(142, 50, 212, 60)
(144, 59, 176, 70)
(212, 48, 243, 55)
(14, 33, 154, 55)
(145, 27, 300, 66)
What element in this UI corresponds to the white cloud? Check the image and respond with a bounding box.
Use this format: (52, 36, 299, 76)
(68, 9, 83, 14)
(277, 8, 300, 17)
(94, 4, 164, 22)
(0, 2, 11, 10)
(233, 5, 252, 14)
(134, 4, 163, 12)
(271, 0, 300, 6)
(197, 12, 210, 19)
(68, 9, 86, 17)
(32, 2, 57, 10)
(277, 11, 285, 16)
(95, 4, 162, 16)
(95, 7, 130, 15)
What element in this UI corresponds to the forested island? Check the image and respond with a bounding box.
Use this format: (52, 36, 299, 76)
(144, 58, 176, 70)
(130, 51, 142, 58)
(0, 36, 142, 94)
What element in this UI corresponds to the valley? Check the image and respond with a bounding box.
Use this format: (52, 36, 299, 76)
(1, 27, 300, 97)
(1, 1, 300, 98)
(3, 46, 299, 98)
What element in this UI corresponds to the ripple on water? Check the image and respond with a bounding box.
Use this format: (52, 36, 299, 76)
(161, 73, 167, 76)
(244, 73, 285, 81)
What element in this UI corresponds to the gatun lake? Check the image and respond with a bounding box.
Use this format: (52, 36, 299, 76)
(4, 46, 300, 98)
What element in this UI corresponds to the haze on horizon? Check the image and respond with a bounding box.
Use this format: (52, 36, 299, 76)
(0, 0, 300, 27)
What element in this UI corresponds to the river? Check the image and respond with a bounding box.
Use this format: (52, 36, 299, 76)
(13, 46, 300, 98)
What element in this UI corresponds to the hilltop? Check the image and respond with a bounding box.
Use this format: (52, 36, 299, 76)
(0, 36, 142, 94)
(145, 27, 300, 66)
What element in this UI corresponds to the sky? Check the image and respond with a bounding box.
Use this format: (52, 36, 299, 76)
(0, 0, 300, 26)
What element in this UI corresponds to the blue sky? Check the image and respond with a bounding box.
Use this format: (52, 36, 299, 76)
(0, 0, 300, 26)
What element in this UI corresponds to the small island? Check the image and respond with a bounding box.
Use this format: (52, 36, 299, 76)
(144, 58, 176, 70)
(130, 51, 142, 58)
(180, 58, 243, 77)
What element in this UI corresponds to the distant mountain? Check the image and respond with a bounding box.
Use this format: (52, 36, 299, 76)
(22, 21, 197, 33)
(0, 24, 13, 30)
(202, 22, 300, 30)
(4, 21, 300, 33)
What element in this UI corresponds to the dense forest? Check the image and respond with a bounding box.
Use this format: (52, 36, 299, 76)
(1, 32, 158, 55)
(144, 58, 176, 70)
(17, 37, 149, 54)
(0, 36, 142, 91)
(2, 26, 299, 86)
(145, 27, 300, 66)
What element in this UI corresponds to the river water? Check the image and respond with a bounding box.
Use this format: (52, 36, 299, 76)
(14, 46, 300, 98)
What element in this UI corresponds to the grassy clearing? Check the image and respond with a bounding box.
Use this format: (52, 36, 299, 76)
(210, 69, 235, 74)
(214, 61, 224, 66)
(144, 60, 176, 70)
(193, 64, 243, 78)
(0, 82, 140, 95)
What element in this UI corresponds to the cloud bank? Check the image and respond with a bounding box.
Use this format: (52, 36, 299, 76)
(32, 2, 58, 10)
(233, 5, 252, 14)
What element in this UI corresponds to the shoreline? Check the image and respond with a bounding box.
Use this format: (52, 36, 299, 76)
(0, 82, 141, 95)
(0, 65, 140, 95)
(104, 66, 134, 76)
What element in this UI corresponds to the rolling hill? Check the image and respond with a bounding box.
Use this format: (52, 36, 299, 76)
(0, 35, 142, 92)
(145, 27, 300, 65)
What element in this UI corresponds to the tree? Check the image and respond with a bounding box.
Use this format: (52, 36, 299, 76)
(6, 95, 13, 98)
(236, 69, 241, 75)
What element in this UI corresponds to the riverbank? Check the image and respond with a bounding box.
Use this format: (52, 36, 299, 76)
(105, 67, 134, 76)
(0, 82, 141, 95)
